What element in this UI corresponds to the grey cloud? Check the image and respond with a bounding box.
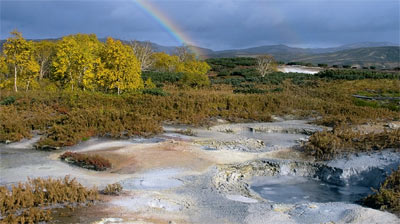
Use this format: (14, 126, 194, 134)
(1, 0, 399, 49)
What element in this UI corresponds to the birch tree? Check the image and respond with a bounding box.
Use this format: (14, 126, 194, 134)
(175, 46, 196, 62)
(3, 30, 39, 92)
(256, 55, 276, 77)
(130, 40, 154, 71)
(100, 37, 143, 95)
(34, 41, 55, 80)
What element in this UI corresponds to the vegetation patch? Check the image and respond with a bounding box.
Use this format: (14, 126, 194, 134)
(0, 96, 15, 105)
(304, 128, 400, 160)
(363, 166, 400, 215)
(0, 176, 98, 223)
(233, 87, 267, 94)
(60, 152, 112, 171)
(354, 98, 399, 112)
(142, 88, 168, 96)
(175, 128, 196, 136)
(317, 69, 400, 80)
(102, 183, 123, 195)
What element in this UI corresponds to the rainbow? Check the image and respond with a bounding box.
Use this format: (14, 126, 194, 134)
(135, 0, 203, 57)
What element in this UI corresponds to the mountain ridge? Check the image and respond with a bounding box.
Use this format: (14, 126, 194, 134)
(1, 39, 398, 68)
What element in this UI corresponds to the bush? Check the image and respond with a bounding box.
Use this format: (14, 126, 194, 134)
(317, 69, 400, 80)
(142, 88, 167, 96)
(60, 152, 112, 171)
(318, 63, 328, 68)
(0, 96, 15, 105)
(0, 176, 98, 223)
(142, 71, 183, 84)
(363, 166, 400, 215)
(304, 128, 400, 160)
(181, 72, 210, 87)
(103, 183, 123, 195)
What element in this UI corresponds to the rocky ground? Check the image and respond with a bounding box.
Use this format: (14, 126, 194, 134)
(1, 118, 399, 223)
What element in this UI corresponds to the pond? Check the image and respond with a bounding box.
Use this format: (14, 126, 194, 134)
(251, 175, 372, 204)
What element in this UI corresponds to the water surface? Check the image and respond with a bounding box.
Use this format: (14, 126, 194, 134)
(251, 175, 372, 204)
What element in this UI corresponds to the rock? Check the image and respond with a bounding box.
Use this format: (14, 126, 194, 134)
(5, 140, 11, 144)
(386, 122, 399, 130)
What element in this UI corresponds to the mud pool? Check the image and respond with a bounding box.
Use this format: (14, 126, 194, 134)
(251, 175, 371, 204)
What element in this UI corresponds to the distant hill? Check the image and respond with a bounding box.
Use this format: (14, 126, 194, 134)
(291, 46, 400, 69)
(1, 39, 398, 68)
(204, 43, 400, 69)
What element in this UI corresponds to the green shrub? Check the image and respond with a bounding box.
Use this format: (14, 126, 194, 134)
(181, 72, 210, 87)
(317, 69, 400, 80)
(142, 88, 167, 96)
(0, 96, 15, 105)
(142, 71, 183, 84)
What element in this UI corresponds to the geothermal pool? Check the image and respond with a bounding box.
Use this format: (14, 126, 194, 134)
(278, 65, 322, 74)
(251, 175, 372, 204)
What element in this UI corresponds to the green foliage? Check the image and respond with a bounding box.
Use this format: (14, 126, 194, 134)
(181, 72, 210, 87)
(206, 57, 256, 72)
(142, 71, 184, 84)
(142, 88, 167, 96)
(0, 96, 15, 105)
(60, 151, 112, 171)
(317, 63, 328, 67)
(317, 69, 400, 80)
(353, 99, 399, 112)
(363, 166, 400, 215)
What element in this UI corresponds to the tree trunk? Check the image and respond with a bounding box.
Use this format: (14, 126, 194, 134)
(117, 87, 120, 95)
(14, 65, 18, 92)
(39, 61, 44, 80)
(26, 80, 30, 92)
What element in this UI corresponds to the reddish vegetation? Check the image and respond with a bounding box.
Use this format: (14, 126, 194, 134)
(60, 152, 112, 171)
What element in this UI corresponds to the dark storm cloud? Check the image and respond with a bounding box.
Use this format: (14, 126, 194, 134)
(1, 0, 399, 49)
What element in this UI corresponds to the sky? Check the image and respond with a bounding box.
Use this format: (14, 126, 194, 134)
(1, 0, 399, 50)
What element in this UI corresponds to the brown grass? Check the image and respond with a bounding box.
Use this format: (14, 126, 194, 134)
(0, 176, 98, 223)
(0, 79, 399, 148)
(304, 128, 400, 160)
(102, 183, 123, 195)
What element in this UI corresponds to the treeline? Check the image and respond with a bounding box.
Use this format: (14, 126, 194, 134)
(0, 31, 211, 94)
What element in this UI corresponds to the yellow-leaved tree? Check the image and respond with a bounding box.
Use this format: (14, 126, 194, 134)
(0, 55, 9, 89)
(52, 34, 102, 90)
(151, 52, 180, 72)
(3, 30, 39, 92)
(33, 40, 56, 80)
(176, 60, 211, 87)
(99, 37, 143, 95)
